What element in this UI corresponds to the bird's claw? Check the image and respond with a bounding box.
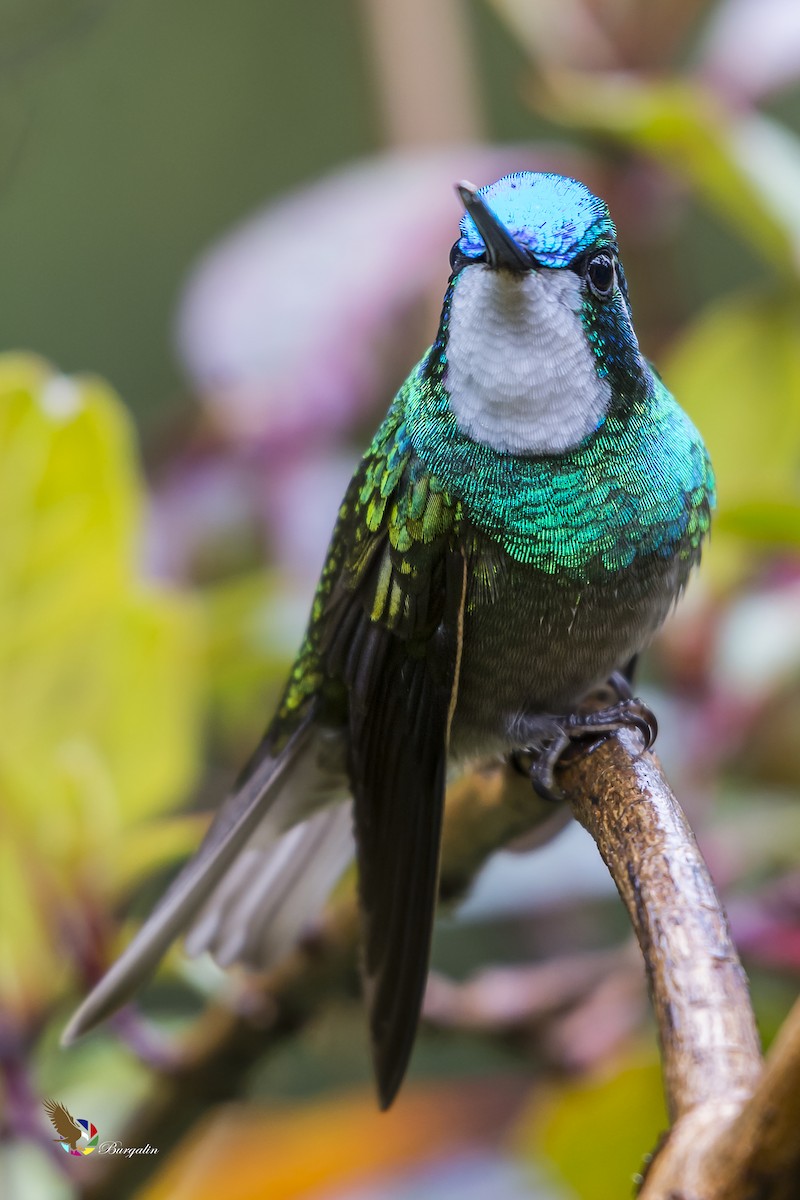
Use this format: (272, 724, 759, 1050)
(564, 696, 658, 752)
(523, 693, 658, 802)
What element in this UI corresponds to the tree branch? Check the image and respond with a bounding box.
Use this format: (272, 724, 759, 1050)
(561, 729, 800, 1199)
(562, 728, 762, 1121)
(706, 994, 800, 1198)
(79, 731, 800, 1200)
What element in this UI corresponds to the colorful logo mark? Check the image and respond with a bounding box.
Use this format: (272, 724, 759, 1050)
(43, 1099, 99, 1156)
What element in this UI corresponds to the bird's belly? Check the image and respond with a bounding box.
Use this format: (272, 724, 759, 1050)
(450, 553, 683, 761)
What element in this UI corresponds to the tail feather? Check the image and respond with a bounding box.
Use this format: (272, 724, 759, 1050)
(62, 715, 346, 1045)
(186, 802, 353, 969)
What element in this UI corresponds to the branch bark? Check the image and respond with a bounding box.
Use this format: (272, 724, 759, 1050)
(563, 729, 762, 1120)
(78, 732, 800, 1200)
(705, 994, 800, 1199)
(560, 729, 800, 1200)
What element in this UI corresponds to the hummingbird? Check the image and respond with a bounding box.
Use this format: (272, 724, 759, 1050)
(64, 172, 714, 1108)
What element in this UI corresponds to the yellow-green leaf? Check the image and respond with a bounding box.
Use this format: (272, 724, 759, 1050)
(0, 355, 204, 1018)
(663, 290, 800, 550)
(535, 72, 800, 274)
(515, 1049, 667, 1200)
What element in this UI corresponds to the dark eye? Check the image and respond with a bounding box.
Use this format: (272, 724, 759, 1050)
(587, 252, 616, 299)
(449, 242, 466, 273)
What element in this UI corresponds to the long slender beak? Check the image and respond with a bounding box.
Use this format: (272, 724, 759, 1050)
(456, 181, 535, 272)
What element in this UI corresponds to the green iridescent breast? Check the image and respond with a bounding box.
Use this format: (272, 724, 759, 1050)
(402, 358, 715, 576)
(276, 351, 714, 732)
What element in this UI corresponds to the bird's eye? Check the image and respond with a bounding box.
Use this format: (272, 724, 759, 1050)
(586, 252, 616, 299)
(449, 242, 466, 273)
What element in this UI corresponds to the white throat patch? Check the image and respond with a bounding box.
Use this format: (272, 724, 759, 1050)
(444, 266, 611, 455)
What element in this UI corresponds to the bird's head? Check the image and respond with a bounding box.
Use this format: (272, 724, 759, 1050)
(438, 172, 650, 456)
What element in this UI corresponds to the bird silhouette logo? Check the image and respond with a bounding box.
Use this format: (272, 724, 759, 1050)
(43, 1099, 99, 1156)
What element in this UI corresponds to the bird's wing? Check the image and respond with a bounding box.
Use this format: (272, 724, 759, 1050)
(43, 1099, 81, 1144)
(64, 401, 464, 1103)
(313, 405, 465, 1108)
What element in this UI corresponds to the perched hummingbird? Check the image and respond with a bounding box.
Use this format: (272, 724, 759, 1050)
(64, 172, 714, 1108)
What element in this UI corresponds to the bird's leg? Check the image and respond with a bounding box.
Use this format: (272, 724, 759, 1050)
(512, 676, 657, 802)
(605, 669, 635, 702)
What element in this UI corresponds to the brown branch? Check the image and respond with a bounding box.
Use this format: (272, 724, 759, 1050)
(706, 994, 800, 1198)
(358, 0, 483, 145)
(423, 943, 636, 1034)
(79, 731, 800, 1200)
(560, 729, 800, 1200)
(424, 940, 648, 1074)
(640, 991, 800, 1200)
(562, 729, 763, 1122)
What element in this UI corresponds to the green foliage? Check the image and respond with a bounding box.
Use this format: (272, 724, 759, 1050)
(0, 355, 203, 1020)
(540, 73, 800, 276)
(201, 568, 300, 755)
(516, 1050, 668, 1200)
(665, 291, 800, 553)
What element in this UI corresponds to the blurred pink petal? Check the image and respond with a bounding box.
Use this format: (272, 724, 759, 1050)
(147, 454, 260, 580)
(175, 146, 572, 448)
(259, 445, 359, 578)
(730, 879, 800, 972)
(699, 0, 800, 100)
(424, 946, 633, 1033)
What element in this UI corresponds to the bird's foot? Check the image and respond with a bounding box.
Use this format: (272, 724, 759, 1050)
(513, 686, 657, 802)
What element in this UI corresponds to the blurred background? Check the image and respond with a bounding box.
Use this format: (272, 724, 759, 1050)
(1, 1, 800, 1197)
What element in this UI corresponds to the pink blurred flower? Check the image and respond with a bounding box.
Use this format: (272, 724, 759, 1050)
(175, 146, 570, 451)
(699, 0, 800, 101)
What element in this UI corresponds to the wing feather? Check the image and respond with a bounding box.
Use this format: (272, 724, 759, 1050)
(64, 399, 463, 1116)
(317, 424, 464, 1107)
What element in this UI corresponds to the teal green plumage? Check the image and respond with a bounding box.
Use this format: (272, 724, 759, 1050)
(403, 356, 712, 570)
(280, 348, 714, 739)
